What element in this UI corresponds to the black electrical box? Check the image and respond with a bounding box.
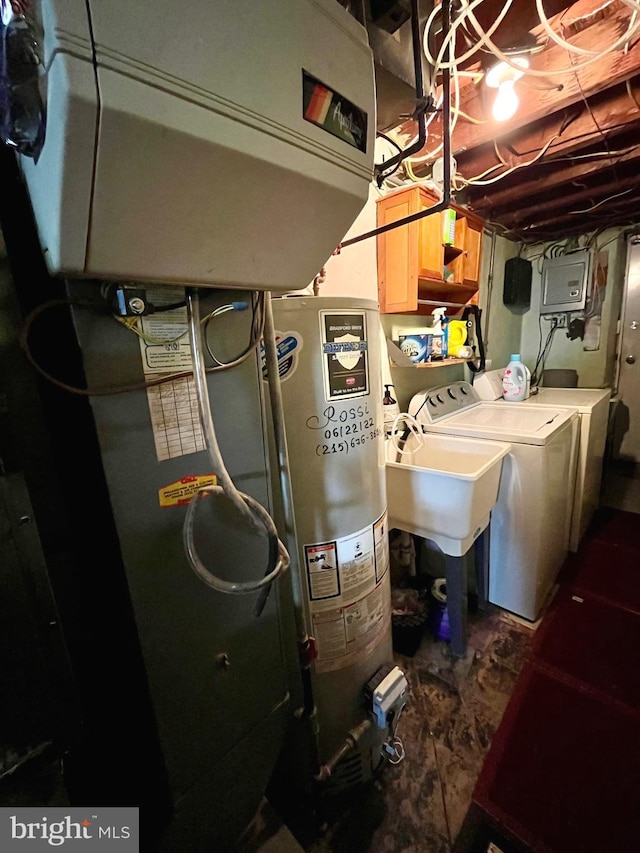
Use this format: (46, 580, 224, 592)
(369, 0, 411, 33)
(503, 257, 533, 306)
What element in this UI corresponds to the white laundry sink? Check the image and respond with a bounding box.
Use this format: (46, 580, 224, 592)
(385, 432, 511, 556)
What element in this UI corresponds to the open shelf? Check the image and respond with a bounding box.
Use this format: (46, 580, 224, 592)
(389, 357, 476, 369)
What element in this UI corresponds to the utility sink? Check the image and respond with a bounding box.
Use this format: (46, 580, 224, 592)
(386, 432, 511, 556)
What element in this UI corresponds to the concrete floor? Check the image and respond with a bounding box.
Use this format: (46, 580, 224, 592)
(240, 458, 640, 853)
(600, 460, 640, 515)
(246, 604, 534, 853)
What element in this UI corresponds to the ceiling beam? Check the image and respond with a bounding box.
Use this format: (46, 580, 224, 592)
(465, 137, 640, 215)
(416, 0, 640, 161)
(505, 196, 640, 240)
(495, 173, 640, 230)
(453, 78, 640, 181)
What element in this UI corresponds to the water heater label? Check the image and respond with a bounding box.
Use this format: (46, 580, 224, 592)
(302, 70, 368, 152)
(313, 576, 391, 675)
(320, 311, 369, 401)
(306, 516, 391, 672)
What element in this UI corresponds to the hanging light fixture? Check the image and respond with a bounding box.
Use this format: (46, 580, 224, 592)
(485, 56, 529, 121)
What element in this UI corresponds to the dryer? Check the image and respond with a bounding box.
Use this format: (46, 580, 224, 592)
(409, 382, 578, 622)
(474, 370, 611, 551)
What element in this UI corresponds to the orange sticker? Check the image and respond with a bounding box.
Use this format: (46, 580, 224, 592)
(159, 474, 217, 508)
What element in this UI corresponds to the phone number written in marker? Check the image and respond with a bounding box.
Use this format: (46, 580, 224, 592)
(316, 426, 383, 456)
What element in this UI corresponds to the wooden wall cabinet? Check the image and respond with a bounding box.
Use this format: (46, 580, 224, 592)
(376, 184, 484, 314)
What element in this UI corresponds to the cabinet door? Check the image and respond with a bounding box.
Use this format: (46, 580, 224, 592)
(454, 217, 483, 286)
(417, 197, 444, 281)
(377, 191, 419, 313)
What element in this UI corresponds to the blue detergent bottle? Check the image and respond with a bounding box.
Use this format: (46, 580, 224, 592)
(502, 354, 530, 401)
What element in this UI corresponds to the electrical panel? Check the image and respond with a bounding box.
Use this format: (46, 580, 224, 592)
(540, 250, 590, 314)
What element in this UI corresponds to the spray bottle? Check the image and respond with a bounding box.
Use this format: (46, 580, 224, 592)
(383, 384, 400, 436)
(431, 307, 449, 359)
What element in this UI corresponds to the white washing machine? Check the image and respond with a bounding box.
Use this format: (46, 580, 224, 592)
(474, 370, 611, 552)
(408, 381, 579, 622)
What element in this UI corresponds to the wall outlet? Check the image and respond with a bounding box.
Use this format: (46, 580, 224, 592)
(542, 313, 567, 327)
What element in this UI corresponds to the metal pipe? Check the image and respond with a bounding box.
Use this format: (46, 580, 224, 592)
(483, 227, 497, 351)
(262, 292, 310, 639)
(313, 718, 372, 782)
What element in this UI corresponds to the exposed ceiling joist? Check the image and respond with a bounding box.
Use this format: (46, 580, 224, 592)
(381, 0, 640, 241)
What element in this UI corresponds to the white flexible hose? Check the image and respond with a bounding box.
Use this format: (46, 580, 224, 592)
(182, 289, 289, 595)
(535, 0, 638, 57)
(424, 0, 514, 72)
(463, 0, 640, 78)
(387, 413, 425, 458)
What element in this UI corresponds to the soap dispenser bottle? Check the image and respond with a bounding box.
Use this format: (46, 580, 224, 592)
(383, 384, 400, 436)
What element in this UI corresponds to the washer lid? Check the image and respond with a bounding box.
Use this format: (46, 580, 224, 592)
(424, 402, 577, 445)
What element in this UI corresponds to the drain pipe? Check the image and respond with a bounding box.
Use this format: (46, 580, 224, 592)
(262, 292, 322, 776)
(262, 292, 312, 651)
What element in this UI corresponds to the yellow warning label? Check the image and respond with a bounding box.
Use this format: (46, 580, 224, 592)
(159, 475, 217, 508)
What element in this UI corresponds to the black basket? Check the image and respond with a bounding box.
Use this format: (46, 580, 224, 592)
(391, 611, 428, 657)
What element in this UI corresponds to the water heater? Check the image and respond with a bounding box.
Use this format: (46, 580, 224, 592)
(269, 296, 394, 790)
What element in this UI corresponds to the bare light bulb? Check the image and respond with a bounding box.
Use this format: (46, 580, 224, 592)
(485, 56, 528, 122)
(492, 80, 519, 121)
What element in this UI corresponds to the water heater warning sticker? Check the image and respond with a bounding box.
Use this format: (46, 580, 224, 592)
(320, 312, 368, 401)
(260, 330, 303, 382)
(306, 517, 391, 672)
(313, 575, 391, 675)
(305, 542, 339, 601)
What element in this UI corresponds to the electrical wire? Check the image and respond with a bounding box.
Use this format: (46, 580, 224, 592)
(536, 0, 639, 58)
(203, 294, 262, 367)
(19, 297, 262, 396)
(463, 0, 640, 79)
(409, 0, 640, 183)
(457, 132, 561, 186)
(424, 0, 515, 73)
(376, 132, 405, 183)
(568, 186, 636, 215)
(530, 317, 559, 388)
